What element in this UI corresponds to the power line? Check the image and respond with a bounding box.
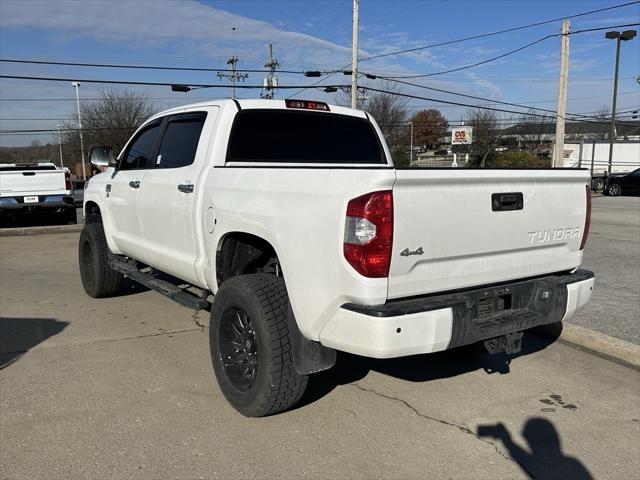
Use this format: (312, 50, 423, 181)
(360, 0, 640, 61)
(372, 76, 621, 121)
(0, 74, 350, 90)
(0, 97, 209, 102)
(0, 126, 135, 133)
(0, 58, 305, 74)
(380, 35, 555, 79)
(360, 86, 640, 126)
(372, 23, 639, 79)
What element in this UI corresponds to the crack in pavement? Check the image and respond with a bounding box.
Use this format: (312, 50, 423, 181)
(191, 310, 207, 330)
(349, 383, 536, 480)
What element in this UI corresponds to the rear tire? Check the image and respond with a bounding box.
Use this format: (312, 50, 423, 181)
(78, 222, 123, 297)
(591, 177, 604, 192)
(66, 207, 77, 225)
(210, 274, 308, 417)
(607, 183, 622, 196)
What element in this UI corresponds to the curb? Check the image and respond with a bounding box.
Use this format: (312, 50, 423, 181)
(537, 322, 640, 371)
(0, 224, 83, 237)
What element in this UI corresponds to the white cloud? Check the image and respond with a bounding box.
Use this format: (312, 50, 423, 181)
(0, 0, 354, 68)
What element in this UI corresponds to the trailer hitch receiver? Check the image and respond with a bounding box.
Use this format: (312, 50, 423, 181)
(484, 331, 524, 355)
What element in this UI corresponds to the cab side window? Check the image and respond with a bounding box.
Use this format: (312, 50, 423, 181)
(120, 120, 162, 170)
(156, 112, 207, 169)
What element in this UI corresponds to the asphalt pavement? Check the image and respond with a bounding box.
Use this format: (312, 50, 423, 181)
(1, 214, 639, 479)
(579, 196, 640, 344)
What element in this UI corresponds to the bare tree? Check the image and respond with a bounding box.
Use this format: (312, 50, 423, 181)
(465, 108, 503, 167)
(516, 109, 554, 154)
(63, 88, 156, 162)
(585, 105, 611, 141)
(335, 81, 410, 165)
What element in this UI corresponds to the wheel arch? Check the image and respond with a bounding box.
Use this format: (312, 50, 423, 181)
(215, 231, 282, 288)
(213, 231, 337, 375)
(84, 200, 102, 221)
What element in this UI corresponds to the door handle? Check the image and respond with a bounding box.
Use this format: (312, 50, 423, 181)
(177, 184, 194, 194)
(129, 180, 140, 189)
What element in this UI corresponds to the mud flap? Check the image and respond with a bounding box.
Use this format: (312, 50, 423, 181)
(287, 306, 336, 375)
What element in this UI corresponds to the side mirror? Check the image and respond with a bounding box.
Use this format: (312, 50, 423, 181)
(90, 146, 117, 169)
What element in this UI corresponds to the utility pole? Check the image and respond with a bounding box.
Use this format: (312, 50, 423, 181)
(409, 121, 414, 164)
(553, 19, 570, 168)
(351, 0, 359, 109)
(217, 56, 248, 99)
(262, 44, 279, 99)
(57, 124, 64, 168)
(71, 81, 86, 180)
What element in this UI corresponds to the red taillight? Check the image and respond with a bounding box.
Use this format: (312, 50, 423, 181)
(579, 184, 591, 250)
(64, 170, 72, 191)
(343, 190, 393, 278)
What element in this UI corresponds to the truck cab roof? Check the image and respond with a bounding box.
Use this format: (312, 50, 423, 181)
(150, 98, 367, 122)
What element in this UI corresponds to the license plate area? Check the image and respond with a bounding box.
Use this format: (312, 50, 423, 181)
(478, 289, 512, 318)
(23, 195, 38, 203)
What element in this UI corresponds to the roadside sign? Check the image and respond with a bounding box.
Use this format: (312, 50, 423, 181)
(452, 127, 473, 145)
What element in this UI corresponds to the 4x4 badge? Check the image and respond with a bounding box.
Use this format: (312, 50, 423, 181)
(400, 247, 424, 257)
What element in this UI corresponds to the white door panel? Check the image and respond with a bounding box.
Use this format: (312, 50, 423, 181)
(106, 170, 148, 262)
(138, 108, 216, 284)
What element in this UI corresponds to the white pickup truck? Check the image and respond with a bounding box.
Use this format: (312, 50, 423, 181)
(0, 162, 76, 224)
(80, 99, 594, 417)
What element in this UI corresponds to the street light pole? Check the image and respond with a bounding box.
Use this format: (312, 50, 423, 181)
(72, 81, 86, 180)
(605, 29, 637, 176)
(57, 124, 64, 168)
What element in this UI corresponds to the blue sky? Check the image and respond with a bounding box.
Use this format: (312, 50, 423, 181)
(1, 0, 639, 146)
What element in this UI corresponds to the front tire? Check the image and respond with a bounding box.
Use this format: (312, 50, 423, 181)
(607, 183, 622, 196)
(78, 222, 123, 297)
(210, 274, 308, 417)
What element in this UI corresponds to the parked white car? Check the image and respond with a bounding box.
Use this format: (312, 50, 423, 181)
(0, 162, 76, 224)
(80, 99, 594, 416)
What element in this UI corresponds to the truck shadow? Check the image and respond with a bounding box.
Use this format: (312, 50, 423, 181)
(299, 326, 561, 408)
(0, 210, 78, 228)
(0, 317, 69, 370)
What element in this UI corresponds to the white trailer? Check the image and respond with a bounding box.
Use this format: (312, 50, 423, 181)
(558, 141, 640, 190)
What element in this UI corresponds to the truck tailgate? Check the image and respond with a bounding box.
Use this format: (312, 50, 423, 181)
(389, 169, 590, 299)
(0, 170, 66, 195)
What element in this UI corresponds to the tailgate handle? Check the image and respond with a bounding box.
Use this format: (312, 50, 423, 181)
(492, 192, 523, 211)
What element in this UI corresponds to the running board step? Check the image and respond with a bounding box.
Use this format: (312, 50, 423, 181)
(109, 258, 209, 310)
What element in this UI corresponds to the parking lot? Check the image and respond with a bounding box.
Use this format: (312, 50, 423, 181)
(1, 197, 639, 479)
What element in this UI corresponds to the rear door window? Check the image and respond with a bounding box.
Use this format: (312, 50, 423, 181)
(227, 110, 386, 164)
(156, 112, 207, 169)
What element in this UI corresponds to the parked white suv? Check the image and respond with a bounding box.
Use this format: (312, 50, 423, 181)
(80, 99, 594, 416)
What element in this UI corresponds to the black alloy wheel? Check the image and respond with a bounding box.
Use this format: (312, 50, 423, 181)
(218, 307, 258, 391)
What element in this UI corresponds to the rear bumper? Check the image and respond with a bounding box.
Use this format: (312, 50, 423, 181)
(318, 269, 594, 358)
(0, 195, 74, 214)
